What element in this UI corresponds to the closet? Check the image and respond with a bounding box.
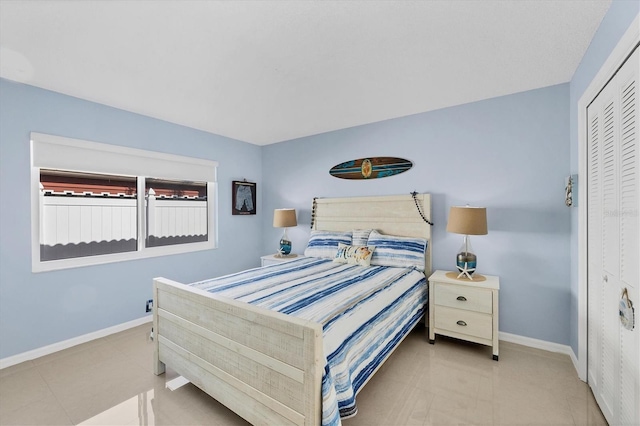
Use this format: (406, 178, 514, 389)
(586, 46, 639, 426)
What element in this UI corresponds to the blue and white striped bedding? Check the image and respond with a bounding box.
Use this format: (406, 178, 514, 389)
(368, 230, 428, 271)
(190, 256, 427, 426)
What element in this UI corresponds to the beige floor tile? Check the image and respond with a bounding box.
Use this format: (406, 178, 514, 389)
(64, 373, 155, 424)
(103, 323, 152, 343)
(0, 393, 72, 425)
(0, 360, 35, 379)
(382, 385, 434, 426)
(108, 329, 156, 373)
(426, 391, 494, 425)
(31, 338, 109, 367)
(75, 386, 182, 426)
(493, 399, 575, 426)
(423, 408, 473, 425)
(192, 396, 251, 426)
(353, 375, 406, 415)
(430, 335, 496, 362)
(0, 326, 610, 426)
(145, 383, 205, 424)
(34, 341, 127, 384)
(0, 366, 53, 415)
(146, 377, 251, 426)
(372, 344, 423, 387)
(342, 407, 388, 426)
(417, 357, 485, 398)
(566, 392, 608, 426)
(39, 355, 141, 396)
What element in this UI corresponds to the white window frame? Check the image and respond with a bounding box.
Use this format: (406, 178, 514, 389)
(31, 132, 218, 273)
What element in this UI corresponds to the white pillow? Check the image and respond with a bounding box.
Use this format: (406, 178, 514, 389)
(304, 230, 353, 259)
(367, 230, 427, 271)
(333, 243, 376, 266)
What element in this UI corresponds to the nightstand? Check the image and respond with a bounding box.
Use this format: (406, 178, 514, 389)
(428, 270, 500, 360)
(260, 254, 298, 266)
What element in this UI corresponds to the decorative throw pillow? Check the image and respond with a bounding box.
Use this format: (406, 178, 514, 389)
(333, 243, 376, 266)
(352, 229, 373, 246)
(367, 230, 427, 271)
(304, 230, 353, 259)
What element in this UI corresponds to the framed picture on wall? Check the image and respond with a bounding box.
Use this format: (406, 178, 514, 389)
(232, 180, 257, 215)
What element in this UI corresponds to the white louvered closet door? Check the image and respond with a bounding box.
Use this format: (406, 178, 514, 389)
(587, 46, 639, 426)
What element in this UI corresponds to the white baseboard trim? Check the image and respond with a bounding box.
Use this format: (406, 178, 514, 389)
(2, 319, 584, 379)
(0, 315, 152, 370)
(568, 348, 583, 381)
(499, 331, 582, 379)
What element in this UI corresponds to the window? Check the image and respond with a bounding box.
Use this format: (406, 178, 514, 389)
(31, 133, 218, 272)
(39, 170, 138, 261)
(145, 178, 208, 248)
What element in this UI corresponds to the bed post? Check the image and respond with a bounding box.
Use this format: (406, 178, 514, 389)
(153, 278, 165, 375)
(302, 326, 323, 425)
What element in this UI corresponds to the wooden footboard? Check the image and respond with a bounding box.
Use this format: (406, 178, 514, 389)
(153, 277, 323, 426)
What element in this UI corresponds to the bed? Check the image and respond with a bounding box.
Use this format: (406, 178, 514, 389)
(153, 193, 432, 426)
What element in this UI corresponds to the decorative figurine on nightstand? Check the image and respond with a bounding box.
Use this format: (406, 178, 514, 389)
(446, 205, 488, 280)
(273, 208, 297, 257)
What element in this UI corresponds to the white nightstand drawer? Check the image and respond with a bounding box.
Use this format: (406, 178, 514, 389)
(434, 306, 493, 340)
(429, 271, 499, 360)
(434, 283, 492, 314)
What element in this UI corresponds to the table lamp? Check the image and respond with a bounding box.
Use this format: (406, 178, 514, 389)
(446, 206, 487, 280)
(273, 208, 297, 257)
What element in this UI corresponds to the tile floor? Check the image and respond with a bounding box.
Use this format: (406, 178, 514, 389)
(0, 324, 607, 425)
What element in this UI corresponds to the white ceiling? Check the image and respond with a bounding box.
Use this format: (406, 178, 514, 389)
(0, 0, 611, 146)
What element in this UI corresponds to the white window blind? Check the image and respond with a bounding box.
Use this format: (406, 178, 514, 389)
(31, 132, 217, 182)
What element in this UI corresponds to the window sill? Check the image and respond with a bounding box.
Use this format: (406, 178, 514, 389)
(32, 240, 216, 273)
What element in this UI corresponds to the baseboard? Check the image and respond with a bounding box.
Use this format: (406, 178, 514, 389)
(568, 347, 584, 381)
(435, 329, 582, 378)
(499, 331, 581, 377)
(0, 315, 152, 370)
(2, 319, 583, 378)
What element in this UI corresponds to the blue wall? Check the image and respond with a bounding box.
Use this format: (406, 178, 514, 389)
(262, 84, 572, 345)
(0, 79, 263, 359)
(568, 1, 640, 355)
(2, 2, 637, 360)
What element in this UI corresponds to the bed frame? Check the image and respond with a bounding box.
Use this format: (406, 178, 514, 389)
(153, 193, 431, 426)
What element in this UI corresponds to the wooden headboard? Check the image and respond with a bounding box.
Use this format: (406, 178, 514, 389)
(312, 193, 432, 276)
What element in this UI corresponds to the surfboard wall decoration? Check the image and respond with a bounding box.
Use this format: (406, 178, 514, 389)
(329, 157, 413, 180)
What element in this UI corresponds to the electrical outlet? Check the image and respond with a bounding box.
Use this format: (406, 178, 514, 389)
(146, 299, 153, 313)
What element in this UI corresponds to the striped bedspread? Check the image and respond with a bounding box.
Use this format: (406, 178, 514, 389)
(190, 256, 427, 426)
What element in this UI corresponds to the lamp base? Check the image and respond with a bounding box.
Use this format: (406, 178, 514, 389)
(456, 251, 477, 280)
(279, 238, 292, 256)
(456, 263, 476, 280)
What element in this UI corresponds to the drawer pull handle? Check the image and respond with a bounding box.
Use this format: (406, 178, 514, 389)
(456, 320, 467, 327)
(456, 296, 467, 301)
